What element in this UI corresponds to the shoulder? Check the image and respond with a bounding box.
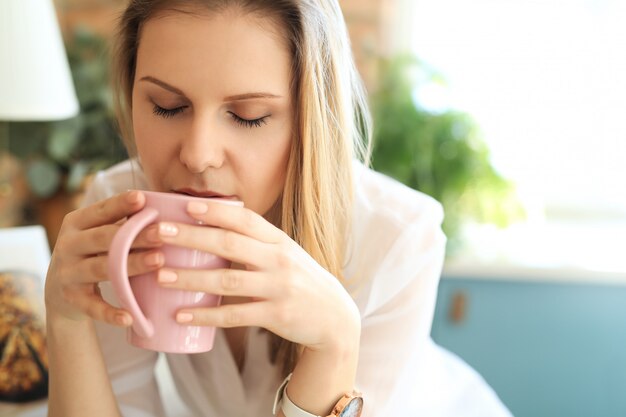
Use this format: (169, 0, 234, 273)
(351, 160, 444, 228)
(345, 161, 446, 315)
(81, 159, 149, 207)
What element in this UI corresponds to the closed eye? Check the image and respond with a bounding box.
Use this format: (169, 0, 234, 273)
(228, 111, 269, 128)
(152, 104, 187, 118)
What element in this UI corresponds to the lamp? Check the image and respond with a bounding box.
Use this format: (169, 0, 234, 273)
(0, 0, 79, 227)
(0, 0, 79, 150)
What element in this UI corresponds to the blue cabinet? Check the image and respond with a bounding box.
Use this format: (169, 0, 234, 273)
(431, 274, 626, 417)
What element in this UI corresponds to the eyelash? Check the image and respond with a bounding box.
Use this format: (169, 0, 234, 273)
(228, 111, 268, 128)
(152, 105, 186, 119)
(151, 105, 268, 128)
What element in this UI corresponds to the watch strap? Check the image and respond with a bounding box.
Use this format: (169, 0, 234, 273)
(273, 372, 363, 417)
(273, 373, 321, 417)
(273, 373, 292, 415)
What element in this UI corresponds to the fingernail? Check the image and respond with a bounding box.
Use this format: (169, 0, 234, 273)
(159, 222, 179, 237)
(188, 201, 208, 214)
(158, 270, 178, 283)
(116, 312, 132, 326)
(177, 312, 193, 323)
(145, 251, 163, 266)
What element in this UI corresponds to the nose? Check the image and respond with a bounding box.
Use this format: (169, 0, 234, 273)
(179, 116, 225, 173)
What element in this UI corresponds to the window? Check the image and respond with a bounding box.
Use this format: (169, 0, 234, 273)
(402, 0, 626, 271)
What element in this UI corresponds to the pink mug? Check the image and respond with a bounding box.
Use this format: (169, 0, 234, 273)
(107, 190, 243, 353)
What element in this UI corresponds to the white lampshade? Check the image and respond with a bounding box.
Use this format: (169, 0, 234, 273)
(0, 0, 79, 121)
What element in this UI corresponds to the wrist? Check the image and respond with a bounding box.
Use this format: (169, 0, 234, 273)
(273, 373, 364, 417)
(273, 298, 362, 417)
(280, 341, 359, 417)
(317, 304, 361, 356)
(46, 309, 94, 334)
(303, 337, 359, 370)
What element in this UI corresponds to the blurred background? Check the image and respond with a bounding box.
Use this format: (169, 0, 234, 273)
(1, 0, 625, 416)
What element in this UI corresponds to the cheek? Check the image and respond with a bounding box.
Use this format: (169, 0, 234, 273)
(133, 100, 179, 147)
(257, 133, 291, 195)
(132, 103, 176, 176)
(133, 117, 155, 161)
(132, 101, 151, 150)
(237, 131, 291, 213)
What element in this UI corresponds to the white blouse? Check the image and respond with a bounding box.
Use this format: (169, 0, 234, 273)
(81, 159, 510, 417)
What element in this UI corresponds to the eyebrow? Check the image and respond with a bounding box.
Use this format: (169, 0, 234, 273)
(140, 76, 185, 96)
(139, 76, 282, 102)
(223, 92, 282, 101)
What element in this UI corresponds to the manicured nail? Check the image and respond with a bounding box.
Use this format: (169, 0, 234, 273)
(158, 270, 178, 283)
(188, 201, 208, 214)
(144, 251, 163, 266)
(159, 222, 179, 236)
(177, 312, 193, 323)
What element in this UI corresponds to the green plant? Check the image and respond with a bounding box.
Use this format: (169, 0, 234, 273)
(370, 55, 525, 251)
(7, 26, 127, 198)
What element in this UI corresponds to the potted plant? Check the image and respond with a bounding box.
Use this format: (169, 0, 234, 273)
(370, 55, 525, 253)
(7, 27, 127, 244)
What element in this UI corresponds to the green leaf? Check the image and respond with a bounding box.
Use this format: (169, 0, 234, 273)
(370, 54, 525, 251)
(47, 118, 84, 162)
(66, 160, 90, 192)
(26, 159, 61, 198)
(7, 122, 51, 158)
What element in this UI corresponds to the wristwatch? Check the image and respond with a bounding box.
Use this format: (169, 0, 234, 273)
(273, 373, 364, 417)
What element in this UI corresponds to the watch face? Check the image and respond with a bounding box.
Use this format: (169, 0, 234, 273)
(339, 397, 363, 417)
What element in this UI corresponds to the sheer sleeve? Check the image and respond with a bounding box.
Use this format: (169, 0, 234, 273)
(94, 286, 166, 417)
(81, 171, 166, 417)
(355, 204, 446, 416)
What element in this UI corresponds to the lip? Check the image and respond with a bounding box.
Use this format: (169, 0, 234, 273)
(173, 188, 238, 200)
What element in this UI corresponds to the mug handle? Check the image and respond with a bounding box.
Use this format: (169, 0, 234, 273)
(107, 207, 159, 338)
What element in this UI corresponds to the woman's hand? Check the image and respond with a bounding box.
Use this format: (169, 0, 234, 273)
(45, 191, 164, 327)
(155, 200, 361, 353)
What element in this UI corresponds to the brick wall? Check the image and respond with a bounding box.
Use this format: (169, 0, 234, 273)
(53, 0, 125, 38)
(340, 0, 393, 91)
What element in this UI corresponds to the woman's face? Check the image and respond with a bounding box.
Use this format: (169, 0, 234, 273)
(132, 10, 293, 216)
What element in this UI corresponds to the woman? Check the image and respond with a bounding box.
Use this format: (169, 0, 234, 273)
(45, 1, 449, 416)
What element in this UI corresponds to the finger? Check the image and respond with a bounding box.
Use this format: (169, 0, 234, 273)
(67, 290, 133, 327)
(157, 268, 276, 299)
(185, 201, 283, 244)
(67, 223, 162, 256)
(158, 223, 274, 269)
(72, 190, 146, 230)
(175, 301, 271, 328)
(70, 249, 164, 284)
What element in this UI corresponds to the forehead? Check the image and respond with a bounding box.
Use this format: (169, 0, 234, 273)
(135, 10, 292, 97)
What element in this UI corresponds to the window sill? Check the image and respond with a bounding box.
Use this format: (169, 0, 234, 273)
(444, 220, 626, 285)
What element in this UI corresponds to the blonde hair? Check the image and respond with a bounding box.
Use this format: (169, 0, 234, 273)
(110, 0, 372, 377)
